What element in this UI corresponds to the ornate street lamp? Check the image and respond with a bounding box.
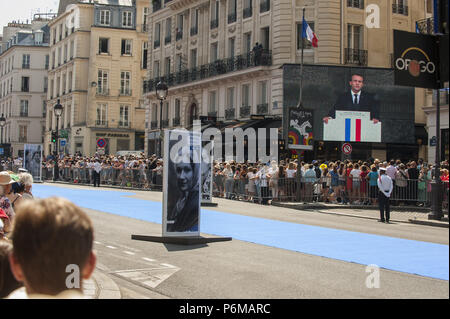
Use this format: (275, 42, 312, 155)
(53, 99, 63, 181)
(155, 81, 168, 157)
(0, 114, 6, 145)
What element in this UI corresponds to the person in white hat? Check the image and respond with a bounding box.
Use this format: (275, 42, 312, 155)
(377, 167, 393, 223)
(0, 171, 16, 237)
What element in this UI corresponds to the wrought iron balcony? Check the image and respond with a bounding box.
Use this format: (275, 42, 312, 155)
(173, 117, 180, 126)
(96, 88, 109, 96)
(257, 103, 268, 114)
(225, 108, 235, 120)
(228, 12, 237, 24)
(151, 121, 158, 129)
(119, 89, 132, 96)
(118, 121, 129, 128)
(22, 64, 30, 69)
(344, 48, 368, 66)
(143, 50, 272, 93)
(95, 120, 108, 126)
(347, 0, 364, 9)
(392, 3, 408, 15)
(416, 18, 434, 34)
(243, 7, 252, 19)
(210, 19, 218, 29)
(20, 112, 29, 117)
(154, 39, 160, 48)
(165, 35, 171, 44)
(260, 0, 270, 13)
(162, 119, 169, 128)
(240, 105, 251, 118)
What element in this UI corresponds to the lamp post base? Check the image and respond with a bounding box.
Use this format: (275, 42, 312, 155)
(428, 180, 443, 220)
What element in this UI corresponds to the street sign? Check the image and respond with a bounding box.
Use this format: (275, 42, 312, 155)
(97, 138, 106, 148)
(342, 143, 352, 155)
(430, 136, 437, 146)
(60, 139, 66, 147)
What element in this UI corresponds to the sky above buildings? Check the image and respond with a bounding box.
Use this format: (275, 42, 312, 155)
(0, 0, 59, 35)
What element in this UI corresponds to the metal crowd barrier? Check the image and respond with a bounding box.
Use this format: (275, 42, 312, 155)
(38, 166, 448, 211)
(41, 166, 163, 190)
(212, 176, 448, 208)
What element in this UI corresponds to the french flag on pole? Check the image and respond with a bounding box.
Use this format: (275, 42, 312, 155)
(302, 18, 318, 48)
(344, 118, 362, 142)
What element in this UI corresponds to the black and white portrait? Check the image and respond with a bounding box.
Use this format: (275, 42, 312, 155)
(23, 144, 42, 181)
(163, 130, 201, 236)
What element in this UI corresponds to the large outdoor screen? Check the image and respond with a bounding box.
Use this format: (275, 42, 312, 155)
(283, 65, 416, 144)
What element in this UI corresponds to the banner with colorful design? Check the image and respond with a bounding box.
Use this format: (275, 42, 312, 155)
(288, 108, 314, 150)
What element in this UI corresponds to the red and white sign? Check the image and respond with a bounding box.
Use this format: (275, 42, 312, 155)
(342, 143, 352, 155)
(97, 138, 106, 148)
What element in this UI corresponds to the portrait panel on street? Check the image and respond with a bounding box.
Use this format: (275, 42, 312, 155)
(163, 129, 201, 236)
(23, 144, 42, 182)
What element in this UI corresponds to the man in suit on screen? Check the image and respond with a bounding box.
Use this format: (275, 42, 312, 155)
(323, 74, 380, 124)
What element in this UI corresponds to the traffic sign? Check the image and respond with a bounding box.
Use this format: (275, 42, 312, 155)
(342, 143, 352, 155)
(97, 138, 106, 148)
(60, 139, 66, 147)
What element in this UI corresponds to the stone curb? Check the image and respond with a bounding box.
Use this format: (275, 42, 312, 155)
(91, 270, 122, 299)
(407, 219, 449, 228)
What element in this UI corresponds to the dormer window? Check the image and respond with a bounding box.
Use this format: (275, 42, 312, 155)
(122, 11, 133, 27)
(99, 10, 111, 26)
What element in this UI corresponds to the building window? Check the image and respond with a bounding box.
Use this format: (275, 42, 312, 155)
(154, 61, 160, 78)
(347, 24, 363, 50)
(22, 54, 30, 69)
(165, 57, 171, 76)
(176, 54, 183, 72)
(64, 44, 68, 62)
(97, 70, 108, 94)
(228, 0, 237, 24)
(21, 77, 30, 92)
(176, 14, 183, 40)
(121, 39, 132, 55)
(209, 91, 217, 114)
(347, 0, 364, 9)
(143, 7, 150, 32)
(164, 101, 169, 120)
(261, 27, 270, 49)
(45, 55, 49, 69)
(44, 77, 48, 93)
(165, 18, 172, 44)
(96, 104, 107, 125)
(243, 0, 252, 19)
(393, 0, 408, 15)
(120, 71, 131, 95)
(99, 10, 111, 26)
(190, 49, 197, 69)
(210, 42, 218, 62)
(175, 99, 181, 119)
(191, 9, 199, 35)
(19, 125, 27, 143)
(20, 100, 29, 117)
(244, 32, 252, 53)
(229, 37, 235, 58)
(242, 84, 250, 107)
(122, 11, 133, 27)
(259, 81, 267, 104)
(227, 87, 235, 108)
(142, 41, 148, 69)
(58, 47, 62, 65)
(99, 38, 109, 54)
(297, 22, 315, 50)
(211, 0, 219, 29)
(260, 0, 270, 13)
(154, 23, 161, 48)
(119, 105, 129, 127)
(70, 40, 74, 59)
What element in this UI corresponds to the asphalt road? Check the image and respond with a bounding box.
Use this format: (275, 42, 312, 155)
(40, 184, 450, 299)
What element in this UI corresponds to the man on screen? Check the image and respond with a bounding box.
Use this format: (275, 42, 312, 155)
(323, 74, 380, 124)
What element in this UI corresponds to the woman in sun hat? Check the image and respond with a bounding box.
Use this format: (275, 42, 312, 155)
(0, 172, 16, 238)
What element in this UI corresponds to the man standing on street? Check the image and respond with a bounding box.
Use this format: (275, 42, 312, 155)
(377, 167, 393, 223)
(93, 158, 102, 187)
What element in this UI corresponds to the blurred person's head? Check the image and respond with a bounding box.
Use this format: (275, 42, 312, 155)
(9, 197, 96, 296)
(0, 172, 15, 196)
(0, 241, 23, 298)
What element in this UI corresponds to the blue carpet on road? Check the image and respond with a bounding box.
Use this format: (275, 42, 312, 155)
(33, 184, 449, 281)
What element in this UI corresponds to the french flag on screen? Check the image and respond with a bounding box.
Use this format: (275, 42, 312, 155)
(344, 118, 362, 142)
